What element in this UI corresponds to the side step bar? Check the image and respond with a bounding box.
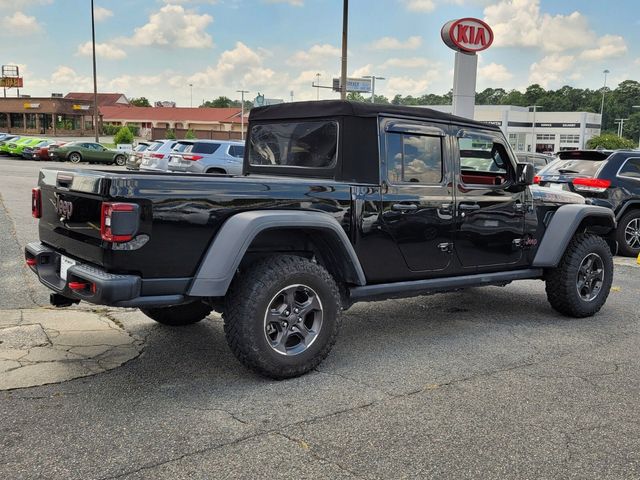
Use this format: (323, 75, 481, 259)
(348, 268, 544, 304)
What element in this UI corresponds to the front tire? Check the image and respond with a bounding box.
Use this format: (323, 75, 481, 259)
(224, 255, 342, 379)
(140, 301, 212, 326)
(114, 155, 126, 166)
(616, 210, 640, 257)
(545, 234, 613, 318)
(68, 152, 82, 163)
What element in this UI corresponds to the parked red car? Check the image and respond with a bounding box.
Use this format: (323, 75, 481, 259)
(31, 141, 66, 161)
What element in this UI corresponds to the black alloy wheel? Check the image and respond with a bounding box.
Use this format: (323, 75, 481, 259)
(575, 253, 605, 302)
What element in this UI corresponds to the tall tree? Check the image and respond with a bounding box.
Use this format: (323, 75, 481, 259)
(130, 97, 151, 107)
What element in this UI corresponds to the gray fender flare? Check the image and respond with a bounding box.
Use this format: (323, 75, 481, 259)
(188, 210, 367, 297)
(532, 204, 616, 268)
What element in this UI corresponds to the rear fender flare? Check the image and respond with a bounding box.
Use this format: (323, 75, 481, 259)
(188, 210, 366, 297)
(532, 204, 616, 268)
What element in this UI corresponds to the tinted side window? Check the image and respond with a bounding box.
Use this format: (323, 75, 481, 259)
(386, 133, 443, 184)
(249, 121, 338, 168)
(229, 145, 244, 158)
(619, 158, 640, 178)
(458, 134, 512, 186)
(188, 142, 220, 154)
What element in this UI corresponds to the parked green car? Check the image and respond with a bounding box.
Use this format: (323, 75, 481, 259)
(8, 137, 47, 156)
(0, 136, 28, 155)
(49, 141, 128, 166)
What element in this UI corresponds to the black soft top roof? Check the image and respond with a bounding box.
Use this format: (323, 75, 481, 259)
(249, 100, 500, 131)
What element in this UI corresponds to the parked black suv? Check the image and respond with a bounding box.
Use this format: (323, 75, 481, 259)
(26, 101, 616, 379)
(536, 149, 640, 256)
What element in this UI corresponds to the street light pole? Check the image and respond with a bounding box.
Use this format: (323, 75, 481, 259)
(615, 118, 628, 138)
(90, 0, 99, 142)
(236, 89, 249, 141)
(340, 0, 348, 100)
(189, 83, 193, 107)
(600, 69, 610, 128)
(315, 73, 321, 100)
(633, 106, 640, 148)
(529, 105, 541, 153)
(363, 75, 385, 103)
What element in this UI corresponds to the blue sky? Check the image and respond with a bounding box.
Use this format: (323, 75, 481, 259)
(3, 0, 639, 105)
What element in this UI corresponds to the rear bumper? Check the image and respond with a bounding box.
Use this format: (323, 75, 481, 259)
(25, 242, 191, 308)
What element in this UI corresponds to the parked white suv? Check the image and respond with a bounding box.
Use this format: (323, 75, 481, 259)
(139, 139, 181, 172)
(167, 140, 245, 175)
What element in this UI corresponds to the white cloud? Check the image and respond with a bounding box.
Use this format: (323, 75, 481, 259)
(380, 57, 430, 70)
(93, 6, 113, 22)
(5, 11, 40, 34)
(50, 66, 93, 92)
(0, 0, 51, 7)
(370, 36, 422, 50)
(164, 0, 219, 3)
(108, 75, 163, 91)
(76, 41, 127, 60)
(286, 44, 341, 66)
(124, 4, 213, 49)
(401, 0, 436, 12)
(386, 76, 432, 96)
(580, 35, 627, 61)
(351, 64, 373, 77)
(484, 0, 626, 58)
(265, 0, 304, 5)
(478, 62, 513, 83)
(528, 54, 575, 88)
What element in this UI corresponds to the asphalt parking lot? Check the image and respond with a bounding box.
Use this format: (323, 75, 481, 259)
(2, 158, 640, 479)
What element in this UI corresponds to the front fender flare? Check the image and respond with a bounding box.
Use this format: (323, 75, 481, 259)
(532, 204, 616, 268)
(188, 210, 366, 297)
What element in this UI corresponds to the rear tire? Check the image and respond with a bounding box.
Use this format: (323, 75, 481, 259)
(68, 152, 82, 163)
(115, 155, 126, 166)
(223, 255, 342, 379)
(545, 234, 613, 318)
(141, 301, 212, 326)
(616, 209, 640, 257)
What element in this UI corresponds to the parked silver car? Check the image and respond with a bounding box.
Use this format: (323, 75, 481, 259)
(167, 140, 245, 175)
(139, 139, 182, 172)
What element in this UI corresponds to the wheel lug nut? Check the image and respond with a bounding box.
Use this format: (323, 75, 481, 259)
(284, 310, 290, 316)
(294, 308, 299, 313)
(283, 321, 288, 328)
(297, 317, 302, 323)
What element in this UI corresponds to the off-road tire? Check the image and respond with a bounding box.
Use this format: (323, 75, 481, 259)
(545, 234, 613, 318)
(141, 301, 212, 326)
(224, 255, 342, 379)
(616, 209, 640, 257)
(68, 152, 82, 163)
(114, 155, 126, 166)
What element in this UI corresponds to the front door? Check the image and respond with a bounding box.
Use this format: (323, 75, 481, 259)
(379, 119, 455, 274)
(454, 128, 526, 270)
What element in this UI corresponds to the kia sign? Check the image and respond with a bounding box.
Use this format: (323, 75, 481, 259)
(441, 18, 493, 53)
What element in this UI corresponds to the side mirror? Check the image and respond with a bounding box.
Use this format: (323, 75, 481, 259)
(516, 162, 535, 186)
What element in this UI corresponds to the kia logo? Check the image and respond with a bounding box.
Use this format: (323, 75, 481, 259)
(54, 195, 73, 220)
(441, 18, 494, 53)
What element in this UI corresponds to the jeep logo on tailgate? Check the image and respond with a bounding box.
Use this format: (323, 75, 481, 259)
(54, 195, 73, 220)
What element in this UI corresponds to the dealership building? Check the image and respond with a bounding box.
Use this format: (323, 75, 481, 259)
(428, 105, 602, 153)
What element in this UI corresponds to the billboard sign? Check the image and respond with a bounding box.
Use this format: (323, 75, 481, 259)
(332, 77, 372, 93)
(0, 77, 24, 88)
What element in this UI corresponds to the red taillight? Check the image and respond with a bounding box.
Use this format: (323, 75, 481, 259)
(572, 177, 611, 193)
(150, 153, 164, 159)
(32, 187, 41, 218)
(533, 175, 540, 184)
(101, 202, 137, 242)
(182, 154, 203, 161)
(68, 281, 96, 293)
(26, 258, 37, 266)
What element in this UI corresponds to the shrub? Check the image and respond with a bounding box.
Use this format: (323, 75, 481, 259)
(165, 128, 176, 140)
(586, 133, 636, 150)
(114, 126, 134, 145)
(185, 129, 196, 139)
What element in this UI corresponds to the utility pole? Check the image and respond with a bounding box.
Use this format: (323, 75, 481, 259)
(90, 0, 99, 142)
(236, 89, 249, 141)
(600, 69, 610, 129)
(315, 73, 321, 100)
(290, 90, 294, 102)
(529, 105, 541, 153)
(615, 118, 628, 138)
(340, 0, 348, 100)
(363, 75, 385, 103)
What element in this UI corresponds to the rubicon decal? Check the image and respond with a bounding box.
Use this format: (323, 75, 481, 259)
(441, 18, 494, 53)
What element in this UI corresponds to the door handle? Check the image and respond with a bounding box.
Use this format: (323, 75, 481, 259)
(458, 203, 480, 211)
(392, 203, 418, 212)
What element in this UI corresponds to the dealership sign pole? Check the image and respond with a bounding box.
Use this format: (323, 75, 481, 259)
(441, 18, 493, 119)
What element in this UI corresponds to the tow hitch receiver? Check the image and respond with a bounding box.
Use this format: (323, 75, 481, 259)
(50, 293, 80, 308)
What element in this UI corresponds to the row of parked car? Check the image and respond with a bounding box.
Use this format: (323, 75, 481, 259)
(0, 133, 130, 165)
(126, 138, 245, 175)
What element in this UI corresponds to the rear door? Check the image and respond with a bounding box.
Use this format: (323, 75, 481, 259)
(453, 128, 526, 269)
(378, 118, 455, 273)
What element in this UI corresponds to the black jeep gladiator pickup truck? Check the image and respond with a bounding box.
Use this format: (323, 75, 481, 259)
(26, 101, 616, 378)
